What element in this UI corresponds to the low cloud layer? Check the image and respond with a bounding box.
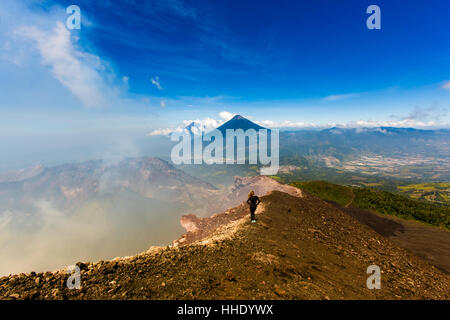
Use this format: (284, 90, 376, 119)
(148, 108, 449, 136)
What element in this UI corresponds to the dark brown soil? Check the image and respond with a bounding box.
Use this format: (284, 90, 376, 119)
(329, 201, 450, 275)
(337, 205, 405, 237)
(1, 191, 449, 300)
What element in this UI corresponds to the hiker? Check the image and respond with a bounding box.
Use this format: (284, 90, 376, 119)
(247, 191, 261, 223)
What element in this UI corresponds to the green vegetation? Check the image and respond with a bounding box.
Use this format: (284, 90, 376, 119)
(289, 180, 450, 230)
(270, 175, 282, 182)
(398, 182, 450, 191)
(291, 181, 353, 206)
(397, 183, 450, 204)
(352, 188, 449, 229)
(277, 166, 409, 193)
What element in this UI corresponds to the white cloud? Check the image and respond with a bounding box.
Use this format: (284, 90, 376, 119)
(219, 111, 235, 121)
(341, 119, 439, 128)
(147, 108, 448, 136)
(151, 76, 163, 90)
(254, 120, 323, 128)
(17, 22, 107, 108)
(264, 119, 442, 129)
(323, 93, 359, 101)
(442, 81, 450, 90)
(147, 128, 175, 136)
(183, 118, 221, 132)
(256, 117, 445, 129)
(148, 113, 225, 136)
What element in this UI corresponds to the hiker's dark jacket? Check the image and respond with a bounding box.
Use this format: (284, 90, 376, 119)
(247, 195, 261, 208)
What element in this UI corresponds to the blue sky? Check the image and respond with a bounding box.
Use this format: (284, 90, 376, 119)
(0, 0, 450, 168)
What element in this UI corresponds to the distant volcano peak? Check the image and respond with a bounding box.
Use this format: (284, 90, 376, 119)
(217, 114, 266, 133)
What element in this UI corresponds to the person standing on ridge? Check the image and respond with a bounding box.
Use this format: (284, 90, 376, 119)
(247, 191, 261, 223)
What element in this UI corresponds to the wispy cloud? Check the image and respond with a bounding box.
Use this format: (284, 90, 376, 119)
(158, 0, 197, 18)
(442, 81, 450, 90)
(17, 22, 109, 108)
(151, 76, 163, 90)
(391, 104, 448, 122)
(79, 0, 269, 85)
(323, 93, 359, 101)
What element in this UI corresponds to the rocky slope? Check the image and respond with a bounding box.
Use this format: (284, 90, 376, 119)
(174, 176, 302, 246)
(1, 189, 448, 300)
(0, 157, 217, 212)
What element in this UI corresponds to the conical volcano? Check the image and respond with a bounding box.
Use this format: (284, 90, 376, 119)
(217, 115, 266, 134)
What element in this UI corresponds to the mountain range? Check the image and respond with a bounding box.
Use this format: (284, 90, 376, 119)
(175, 115, 450, 183)
(0, 157, 214, 212)
(183, 115, 449, 165)
(280, 126, 450, 159)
